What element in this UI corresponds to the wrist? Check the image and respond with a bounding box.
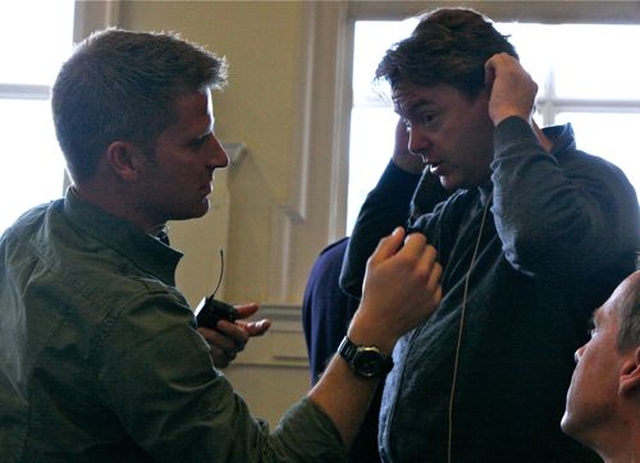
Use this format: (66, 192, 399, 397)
(492, 112, 531, 128)
(346, 310, 398, 357)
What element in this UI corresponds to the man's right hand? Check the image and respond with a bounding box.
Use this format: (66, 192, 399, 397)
(347, 227, 442, 354)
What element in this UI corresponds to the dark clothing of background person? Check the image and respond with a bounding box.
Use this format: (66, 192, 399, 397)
(303, 237, 360, 384)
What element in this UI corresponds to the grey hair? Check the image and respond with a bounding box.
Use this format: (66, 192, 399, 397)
(616, 272, 640, 351)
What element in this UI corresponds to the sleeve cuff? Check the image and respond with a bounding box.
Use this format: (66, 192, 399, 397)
(493, 116, 539, 159)
(376, 160, 422, 196)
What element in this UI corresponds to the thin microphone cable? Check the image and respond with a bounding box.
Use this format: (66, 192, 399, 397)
(447, 192, 493, 463)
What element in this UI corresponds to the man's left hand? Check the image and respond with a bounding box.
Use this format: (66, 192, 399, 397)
(197, 303, 271, 369)
(484, 53, 538, 126)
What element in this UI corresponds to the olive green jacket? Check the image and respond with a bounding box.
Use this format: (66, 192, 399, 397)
(0, 188, 345, 462)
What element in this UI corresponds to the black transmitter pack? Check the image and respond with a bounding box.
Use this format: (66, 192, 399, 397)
(195, 296, 237, 329)
(194, 249, 238, 329)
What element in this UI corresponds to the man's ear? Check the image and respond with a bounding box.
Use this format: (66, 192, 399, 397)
(105, 141, 146, 182)
(619, 346, 640, 397)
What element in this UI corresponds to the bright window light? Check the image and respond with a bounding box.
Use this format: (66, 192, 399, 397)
(0, 0, 74, 233)
(348, 19, 417, 234)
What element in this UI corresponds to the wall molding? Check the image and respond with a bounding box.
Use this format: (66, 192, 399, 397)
(227, 303, 308, 369)
(262, 2, 353, 302)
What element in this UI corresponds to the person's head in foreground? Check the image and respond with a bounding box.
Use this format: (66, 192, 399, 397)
(562, 270, 640, 463)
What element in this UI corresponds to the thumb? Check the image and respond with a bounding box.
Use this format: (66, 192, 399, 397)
(484, 55, 497, 92)
(234, 303, 259, 319)
(369, 227, 405, 265)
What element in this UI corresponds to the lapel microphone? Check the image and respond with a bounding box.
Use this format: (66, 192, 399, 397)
(195, 249, 238, 328)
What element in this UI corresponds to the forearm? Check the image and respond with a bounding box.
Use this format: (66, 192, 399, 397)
(492, 116, 637, 276)
(492, 117, 585, 274)
(483, 54, 638, 276)
(307, 355, 382, 449)
(307, 305, 397, 447)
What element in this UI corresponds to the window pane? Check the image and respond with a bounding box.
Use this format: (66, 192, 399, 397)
(497, 24, 640, 101)
(556, 111, 640, 196)
(496, 23, 552, 96)
(347, 20, 417, 233)
(0, 99, 66, 232)
(352, 20, 418, 107)
(0, 0, 73, 234)
(0, 1, 75, 85)
(552, 25, 640, 100)
(347, 106, 398, 233)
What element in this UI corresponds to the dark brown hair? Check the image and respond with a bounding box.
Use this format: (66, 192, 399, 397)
(376, 8, 518, 99)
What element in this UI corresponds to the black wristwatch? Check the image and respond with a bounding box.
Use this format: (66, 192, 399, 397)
(338, 336, 393, 379)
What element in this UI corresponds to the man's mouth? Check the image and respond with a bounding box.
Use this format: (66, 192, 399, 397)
(201, 182, 213, 196)
(429, 162, 443, 175)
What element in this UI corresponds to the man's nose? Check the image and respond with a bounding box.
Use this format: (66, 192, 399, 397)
(574, 344, 586, 364)
(208, 134, 229, 168)
(408, 127, 432, 158)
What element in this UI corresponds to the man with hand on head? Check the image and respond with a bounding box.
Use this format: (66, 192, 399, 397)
(340, 7, 640, 462)
(562, 270, 640, 463)
(0, 28, 443, 461)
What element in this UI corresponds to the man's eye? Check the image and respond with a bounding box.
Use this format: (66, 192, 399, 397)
(404, 112, 439, 131)
(190, 133, 212, 149)
(420, 114, 436, 125)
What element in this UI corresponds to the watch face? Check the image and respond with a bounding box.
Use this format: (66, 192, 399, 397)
(354, 349, 384, 378)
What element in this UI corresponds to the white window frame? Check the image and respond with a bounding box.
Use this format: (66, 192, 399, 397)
(0, 84, 50, 101)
